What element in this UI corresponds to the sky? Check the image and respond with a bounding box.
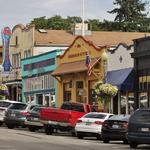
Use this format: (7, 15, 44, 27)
(0, 0, 150, 32)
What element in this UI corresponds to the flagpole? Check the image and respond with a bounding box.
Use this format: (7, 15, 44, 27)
(82, 0, 85, 36)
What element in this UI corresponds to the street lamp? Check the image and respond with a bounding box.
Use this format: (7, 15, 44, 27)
(101, 51, 108, 83)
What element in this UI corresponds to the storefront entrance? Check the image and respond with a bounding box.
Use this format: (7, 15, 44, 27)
(63, 82, 71, 102)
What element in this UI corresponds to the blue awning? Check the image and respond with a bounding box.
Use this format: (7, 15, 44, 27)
(106, 68, 134, 91)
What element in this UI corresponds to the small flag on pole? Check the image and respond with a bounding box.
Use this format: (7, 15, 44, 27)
(85, 51, 91, 76)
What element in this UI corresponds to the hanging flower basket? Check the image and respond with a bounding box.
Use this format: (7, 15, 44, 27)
(94, 81, 118, 103)
(0, 84, 9, 95)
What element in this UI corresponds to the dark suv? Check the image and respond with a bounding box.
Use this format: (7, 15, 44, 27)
(127, 109, 150, 148)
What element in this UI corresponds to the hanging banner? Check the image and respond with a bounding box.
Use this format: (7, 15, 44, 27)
(1, 27, 12, 75)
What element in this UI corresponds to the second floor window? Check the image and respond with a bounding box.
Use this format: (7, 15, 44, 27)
(12, 53, 21, 68)
(24, 50, 31, 58)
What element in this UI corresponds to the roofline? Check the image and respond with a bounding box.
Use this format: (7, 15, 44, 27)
(34, 44, 69, 47)
(12, 24, 35, 33)
(21, 49, 62, 61)
(59, 36, 108, 59)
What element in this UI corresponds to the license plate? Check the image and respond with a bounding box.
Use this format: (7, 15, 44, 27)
(32, 117, 39, 121)
(85, 122, 91, 125)
(141, 128, 149, 132)
(11, 113, 15, 117)
(112, 124, 119, 129)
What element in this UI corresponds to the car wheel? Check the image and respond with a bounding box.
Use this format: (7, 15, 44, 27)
(0, 122, 3, 126)
(129, 142, 138, 148)
(103, 138, 109, 143)
(96, 135, 101, 140)
(71, 132, 76, 137)
(45, 125, 53, 135)
(123, 139, 128, 144)
(77, 132, 84, 139)
(7, 124, 15, 129)
(28, 126, 36, 132)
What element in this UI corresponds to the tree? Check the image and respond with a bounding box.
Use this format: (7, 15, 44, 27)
(108, 0, 148, 22)
(30, 16, 48, 29)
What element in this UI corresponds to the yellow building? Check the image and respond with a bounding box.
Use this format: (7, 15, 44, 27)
(52, 36, 108, 107)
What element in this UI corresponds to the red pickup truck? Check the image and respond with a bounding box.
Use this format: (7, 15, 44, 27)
(40, 102, 96, 135)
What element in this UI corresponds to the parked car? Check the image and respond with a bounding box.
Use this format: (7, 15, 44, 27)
(0, 100, 20, 126)
(40, 102, 97, 135)
(75, 112, 113, 139)
(25, 106, 44, 132)
(127, 109, 150, 148)
(101, 115, 130, 144)
(4, 103, 38, 129)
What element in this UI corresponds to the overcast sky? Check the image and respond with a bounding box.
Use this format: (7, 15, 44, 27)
(0, 0, 150, 32)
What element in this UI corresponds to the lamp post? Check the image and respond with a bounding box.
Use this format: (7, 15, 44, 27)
(0, 65, 3, 84)
(101, 51, 109, 112)
(101, 51, 108, 83)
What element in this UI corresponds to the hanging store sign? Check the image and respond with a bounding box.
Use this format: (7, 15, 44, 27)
(1, 27, 12, 75)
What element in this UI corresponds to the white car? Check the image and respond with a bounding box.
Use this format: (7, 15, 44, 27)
(75, 112, 113, 139)
(0, 99, 21, 126)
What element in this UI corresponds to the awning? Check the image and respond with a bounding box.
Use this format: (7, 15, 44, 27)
(106, 68, 134, 91)
(52, 58, 100, 76)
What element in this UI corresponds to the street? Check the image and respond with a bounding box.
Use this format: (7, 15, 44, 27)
(0, 127, 148, 150)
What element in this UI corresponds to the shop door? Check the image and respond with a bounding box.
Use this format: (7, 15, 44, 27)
(63, 82, 71, 102)
(64, 91, 71, 102)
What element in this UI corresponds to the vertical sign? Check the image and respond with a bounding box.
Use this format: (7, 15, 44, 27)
(1, 27, 12, 76)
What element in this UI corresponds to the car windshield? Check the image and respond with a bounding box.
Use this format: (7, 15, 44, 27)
(9, 103, 27, 110)
(31, 107, 42, 113)
(0, 101, 11, 107)
(61, 103, 84, 112)
(131, 109, 150, 123)
(108, 115, 130, 121)
(84, 113, 107, 119)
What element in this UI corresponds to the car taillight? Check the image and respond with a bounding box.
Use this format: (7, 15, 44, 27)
(95, 121, 103, 125)
(122, 122, 128, 129)
(21, 111, 30, 116)
(77, 119, 82, 123)
(103, 121, 108, 127)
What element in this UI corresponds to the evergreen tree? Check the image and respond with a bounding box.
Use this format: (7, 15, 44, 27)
(108, 0, 148, 22)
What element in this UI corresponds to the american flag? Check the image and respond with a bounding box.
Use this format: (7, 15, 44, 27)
(85, 51, 91, 76)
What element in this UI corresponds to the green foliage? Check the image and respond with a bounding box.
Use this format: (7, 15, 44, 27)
(29, 0, 150, 33)
(31, 16, 48, 29)
(108, 0, 148, 23)
(0, 95, 4, 100)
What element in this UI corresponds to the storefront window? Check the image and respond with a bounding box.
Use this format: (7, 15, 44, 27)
(76, 81, 84, 103)
(63, 82, 71, 102)
(120, 95, 127, 114)
(120, 93, 135, 114)
(128, 93, 134, 114)
(139, 92, 148, 108)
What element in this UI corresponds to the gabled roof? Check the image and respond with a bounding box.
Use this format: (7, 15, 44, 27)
(34, 30, 150, 47)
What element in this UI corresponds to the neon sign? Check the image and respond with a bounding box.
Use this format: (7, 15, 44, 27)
(1, 27, 12, 73)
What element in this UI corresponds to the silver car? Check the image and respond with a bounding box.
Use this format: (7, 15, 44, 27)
(4, 103, 38, 129)
(0, 100, 20, 126)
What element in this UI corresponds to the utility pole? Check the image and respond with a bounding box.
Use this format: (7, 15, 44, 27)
(82, 0, 85, 36)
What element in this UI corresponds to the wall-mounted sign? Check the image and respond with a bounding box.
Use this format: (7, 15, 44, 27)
(1, 27, 12, 75)
(68, 51, 91, 59)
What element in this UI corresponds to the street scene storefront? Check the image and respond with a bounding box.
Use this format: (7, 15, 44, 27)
(131, 36, 150, 109)
(21, 49, 62, 107)
(52, 36, 107, 107)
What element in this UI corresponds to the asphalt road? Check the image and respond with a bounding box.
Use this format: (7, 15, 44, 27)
(0, 127, 149, 150)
